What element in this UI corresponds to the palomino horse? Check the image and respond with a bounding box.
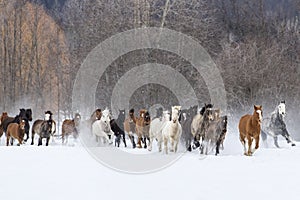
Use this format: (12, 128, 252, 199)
(124, 108, 137, 148)
(6, 120, 26, 146)
(1, 108, 32, 142)
(261, 101, 295, 147)
(148, 110, 171, 152)
(62, 113, 81, 144)
(31, 111, 53, 146)
(92, 108, 114, 145)
(239, 105, 262, 156)
(136, 109, 151, 148)
(162, 106, 182, 154)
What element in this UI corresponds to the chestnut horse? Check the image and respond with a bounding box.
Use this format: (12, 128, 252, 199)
(62, 113, 81, 144)
(6, 120, 26, 146)
(0, 112, 8, 138)
(136, 109, 151, 148)
(124, 108, 137, 148)
(239, 105, 262, 156)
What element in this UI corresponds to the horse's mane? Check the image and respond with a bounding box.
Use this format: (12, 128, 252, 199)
(200, 104, 213, 115)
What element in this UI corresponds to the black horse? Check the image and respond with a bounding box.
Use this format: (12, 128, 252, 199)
(1, 108, 32, 142)
(31, 111, 53, 146)
(180, 105, 198, 151)
(109, 109, 127, 147)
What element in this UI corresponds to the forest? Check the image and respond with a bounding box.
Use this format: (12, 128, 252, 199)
(0, 0, 299, 137)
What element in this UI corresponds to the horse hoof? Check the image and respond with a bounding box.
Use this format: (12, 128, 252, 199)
(292, 143, 296, 146)
(187, 146, 192, 152)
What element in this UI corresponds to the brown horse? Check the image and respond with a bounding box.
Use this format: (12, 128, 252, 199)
(6, 120, 26, 146)
(136, 109, 151, 148)
(62, 113, 81, 144)
(124, 108, 137, 148)
(0, 112, 8, 138)
(239, 105, 263, 156)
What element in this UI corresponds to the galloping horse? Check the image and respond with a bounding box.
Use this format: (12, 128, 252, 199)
(162, 106, 182, 154)
(136, 109, 151, 148)
(180, 105, 198, 151)
(31, 111, 53, 146)
(1, 108, 32, 142)
(6, 119, 26, 146)
(124, 109, 137, 148)
(0, 112, 8, 138)
(92, 108, 114, 145)
(148, 110, 171, 152)
(239, 105, 262, 156)
(62, 113, 81, 144)
(261, 101, 295, 147)
(191, 104, 213, 150)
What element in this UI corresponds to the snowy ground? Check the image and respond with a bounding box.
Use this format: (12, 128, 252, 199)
(0, 131, 300, 200)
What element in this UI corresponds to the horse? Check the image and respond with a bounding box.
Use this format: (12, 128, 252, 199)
(148, 110, 171, 152)
(61, 113, 81, 144)
(92, 108, 114, 145)
(110, 119, 127, 147)
(1, 108, 32, 142)
(6, 119, 26, 146)
(261, 101, 295, 147)
(124, 108, 137, 148)
(202, 111, 227, 155)
(44, 110, 56, 141)
(238, 105, 262, 156)
(191, 104, 213, 150)
(0, 112, 9, 139)
(136, 109, 151, 148)
(31, 111, 53, 146)
(180, 105, 198, 151)
(162, 106, 182, 154)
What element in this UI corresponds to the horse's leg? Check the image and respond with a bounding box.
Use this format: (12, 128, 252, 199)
(10, 138, 14, 146)
(174, 138, 179, 153)
(282, 132, 296, 146)
(137, 137, 142, 148)
(158, 138, 163, 152)
(216, 139, 221, 156)
(31, 132, 35, 145)
(247, 136, 253, 156)
(46, 137, 50, 146)
(273, 136, 280, 148)
(122, 132, 127, 147)
(252, 135, 260, 154)
(148, 135, 153, 151)
(170, 137, 175, 152)
(38, 137, 42, 146)
(163, 136, 168, 154)
(6, 135, 10, 146)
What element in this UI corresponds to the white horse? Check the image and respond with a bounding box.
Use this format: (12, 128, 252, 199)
(148, 110, 171, 152)
(162, 106, 182, 154)
(261, 101, 295, 147)
(92, 108, 114, 145)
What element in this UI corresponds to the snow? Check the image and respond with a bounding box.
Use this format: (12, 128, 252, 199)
(1, 131, 300, 200)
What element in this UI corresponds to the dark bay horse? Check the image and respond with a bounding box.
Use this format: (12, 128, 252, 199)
(0, 112, 9, 138)
(136, 109, 151, 148)
(180, 105, 198, 151)
(124, 108, 137, 148)
(239, 105, 262, 156)
(31, 111, 53, 146)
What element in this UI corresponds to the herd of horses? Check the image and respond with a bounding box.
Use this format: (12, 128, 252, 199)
(0, 100, 296, 156)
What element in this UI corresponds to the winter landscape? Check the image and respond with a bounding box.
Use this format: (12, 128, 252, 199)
(0, 0, 300, 200)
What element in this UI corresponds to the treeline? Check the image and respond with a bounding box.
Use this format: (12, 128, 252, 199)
(0, 0, 299, 137)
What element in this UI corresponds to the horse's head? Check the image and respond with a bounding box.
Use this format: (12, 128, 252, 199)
(91, 108, 102, 120)
(19, 120, 26, 130)
(25, 109, 33, 121)
(44, 110, 53, 121)
(144, 111, 151, 125)
(101, 109, 111, 124)
(277, 101, 286, 117)
(171, 106, 181, 123)
(254, 105, 263, 124)
(74, 113, 81, 126)
(162, 110, 171, 121)
(0, 112, 8, 125)
(200, 103, 213, 115)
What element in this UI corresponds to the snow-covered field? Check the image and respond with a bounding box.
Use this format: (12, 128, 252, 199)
(1, 131, 300, 200)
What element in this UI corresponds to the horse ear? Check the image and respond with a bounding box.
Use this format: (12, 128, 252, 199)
(254, 105, 257, 110)
(281, 100, 285, 104)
